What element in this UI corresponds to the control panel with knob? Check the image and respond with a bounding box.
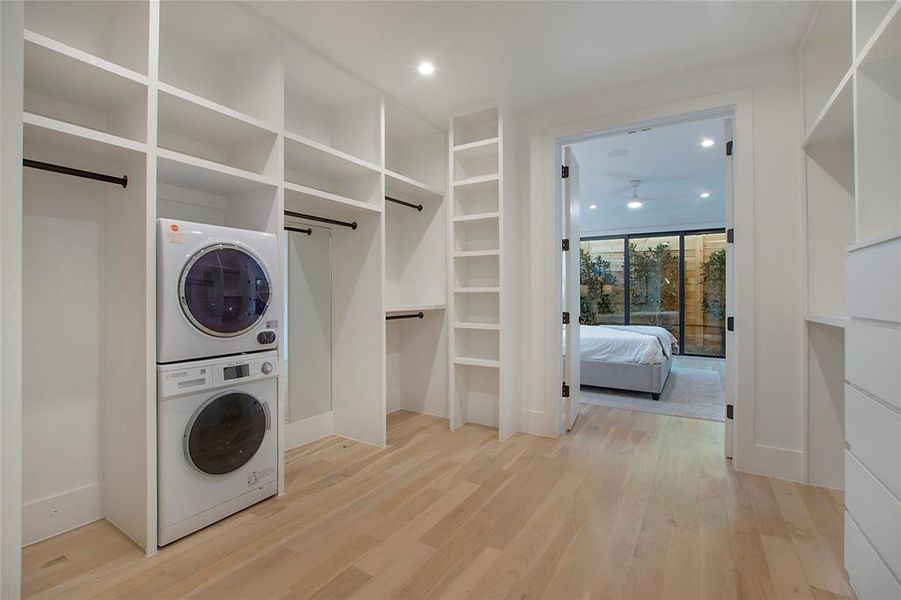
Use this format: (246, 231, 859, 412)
(257, 330, 277, 345)
(261, 361, 273, 375)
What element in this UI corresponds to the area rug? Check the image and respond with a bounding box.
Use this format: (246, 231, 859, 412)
(580, 363, 724, 422)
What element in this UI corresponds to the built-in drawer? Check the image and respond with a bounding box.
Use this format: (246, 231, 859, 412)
(846, 321, 901, 410)
(845, 384, 900, 499)
(846, 450, 901, 579)
(845, 511, 901, 600)
(846, 237, 901, 323)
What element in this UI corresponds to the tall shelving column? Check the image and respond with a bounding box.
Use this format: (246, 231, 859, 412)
(448, 106, 513, 439)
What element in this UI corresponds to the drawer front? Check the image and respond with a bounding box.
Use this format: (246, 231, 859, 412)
(845, 512, 901, 600)
(846, 321, 901, 410)
(845, 384, 901, 499)
(846, 450, 901, 578)
(846, 238, 901, 323)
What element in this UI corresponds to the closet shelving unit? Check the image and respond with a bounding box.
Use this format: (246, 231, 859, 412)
(448, 107, 516, 439)
(801, 1, 901, 597)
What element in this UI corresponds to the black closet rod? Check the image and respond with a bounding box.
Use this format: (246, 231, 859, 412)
(284, 225, 312, 236)
(284, 210, 357, 230)
(385, 195, 423, 212)
(23, 158, 128, 188)
(386, 311, 424, 321)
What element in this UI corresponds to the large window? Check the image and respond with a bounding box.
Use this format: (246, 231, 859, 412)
(580, 229, 726, 358)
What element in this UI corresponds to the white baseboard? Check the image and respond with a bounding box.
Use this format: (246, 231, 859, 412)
(23, 482, 101, 546)
(738, 444, 806, 483)
(285, 411, 334, 450)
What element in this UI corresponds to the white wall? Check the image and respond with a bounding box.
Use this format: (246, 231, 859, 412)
(516, 50, 807, 481)
(1, 1, 24, 595)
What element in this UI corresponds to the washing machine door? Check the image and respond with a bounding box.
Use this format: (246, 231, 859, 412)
(180, 243, 271, 338)
(185, 391, 270, 475)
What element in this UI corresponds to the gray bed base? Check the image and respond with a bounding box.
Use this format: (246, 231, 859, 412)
(580, 353, 673, 400)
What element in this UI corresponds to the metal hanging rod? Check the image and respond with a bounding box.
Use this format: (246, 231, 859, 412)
(385, 196, 422, 212)
(284, 225, 312, 236)
(23, 158, 128, 188)
(386, 311, 424, 321)
(284, 209, 357, 230)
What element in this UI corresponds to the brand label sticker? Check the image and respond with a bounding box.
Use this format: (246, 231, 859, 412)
(266, 320, 278, 329)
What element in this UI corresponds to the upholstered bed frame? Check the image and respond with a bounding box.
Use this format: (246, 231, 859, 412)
(580, 353, 673, 400)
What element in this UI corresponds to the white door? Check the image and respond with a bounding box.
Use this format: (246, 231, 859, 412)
(724, 119, 735, 459)
(563, 147, 581, 431)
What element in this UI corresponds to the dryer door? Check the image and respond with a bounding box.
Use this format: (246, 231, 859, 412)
(185, 391, 270, 475)
(180, 244, 271, 338)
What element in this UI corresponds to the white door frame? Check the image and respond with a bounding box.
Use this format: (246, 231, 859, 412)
(562, 147, 581, 431)
(547, 91, 752, 474)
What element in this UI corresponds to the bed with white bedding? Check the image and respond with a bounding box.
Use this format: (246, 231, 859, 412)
(579, 325, 678, 399)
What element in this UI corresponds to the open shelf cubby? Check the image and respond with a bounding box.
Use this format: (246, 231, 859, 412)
(452, 175, 499, 216)
(452, 106, 499, 147)
(385, 192, 446, 310)
(285, 41, 382, 167)
(157, 154, 280, 234)
(453, 218, 500, 253)
(856, 0, 895, 59)
(453, 364, 499, 427)
(157, 88, 279, 178)
(385, 101, 445, 192)
(801, 0, 852, 136)
(453, 138, 499, 183)
(856, 6, 901, 242)
(24, 32, 148, 144)
(159, 1, 282, 125)
(24, 0, 149, 75)
(453, 291, 499, 325)
(454, 255, 499, 289)
(284, 135, 382, 208)
(386, 309, 448, 418)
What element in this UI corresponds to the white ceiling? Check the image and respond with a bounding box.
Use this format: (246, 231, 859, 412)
(572, 115, 727, 237)
(248, 1, 816, 125)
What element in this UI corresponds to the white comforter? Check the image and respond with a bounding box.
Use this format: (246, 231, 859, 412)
(579, 325, 678, 364)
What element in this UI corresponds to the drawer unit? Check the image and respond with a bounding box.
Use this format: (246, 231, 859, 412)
(846, 321, 901, 410)
(845, 238, 901, 323)
(845, 384, 901, 499)
(845, 511, 901, 600)
(846, 450, 901, 578)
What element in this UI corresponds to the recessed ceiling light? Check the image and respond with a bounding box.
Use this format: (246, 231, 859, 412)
(700, 191, 711, 199)
(627, 200, 643, 209)
(700, 138, 715, 148)
(417, 61, 435, 76)
(589, 204, 597, 210)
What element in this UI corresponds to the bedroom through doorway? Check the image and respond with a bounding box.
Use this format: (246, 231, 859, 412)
(562, 113, 734, 434)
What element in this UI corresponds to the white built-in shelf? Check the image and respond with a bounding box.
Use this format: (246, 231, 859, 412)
(453, 212, 499, 224)
(454, 322, 500, 331)
(846, 230, 901, 253)
(453, 174, 500, 188)
(158, 83, 279, 135)
(284, 182, 382, 224)
(386, 304, 446, 314)
(802, 71, 853, 149)
(804, 314, 851, 329)
(157, 149, 278, 196)
(286, 131, 382, 176)
(385, 170, 444, 203)
(24, 31, 148, 143)
(24, 112, 147, 155)
(452, 137, 499, 154)
(454, 250, 500, 258)
(453, 287, 500, 293)
(801, 1, 853, 135)
(454, 357, 500, 369)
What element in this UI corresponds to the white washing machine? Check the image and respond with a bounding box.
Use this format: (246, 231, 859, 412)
(158, 351, 278, 546)
(157, 218, 280, 364)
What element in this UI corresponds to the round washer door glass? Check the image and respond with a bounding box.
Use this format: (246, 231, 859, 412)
(187, 392, 267, 475)
(180, 244, 271, 337)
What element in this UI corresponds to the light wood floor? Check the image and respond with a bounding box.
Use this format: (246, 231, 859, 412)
(23, 407, 852, 599)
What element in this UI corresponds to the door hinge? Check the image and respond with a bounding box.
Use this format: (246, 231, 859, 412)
(562, 238, 570, 251)
(727, 316, 734, 332)
(562, 165, 570, 179)
(726, 140, 734, 156)
(727, 228, 734, 243)
(726, 404, 734, 420)
(562, 382, 570, 398)
(563, 311, 570, 325)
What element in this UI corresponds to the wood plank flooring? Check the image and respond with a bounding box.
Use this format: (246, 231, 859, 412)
(22, 407, 852, 599)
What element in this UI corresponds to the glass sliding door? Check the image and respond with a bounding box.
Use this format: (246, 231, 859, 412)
(683, 231, 727, 356)
(628, 235, 680, 342)
(580, 229, 725, 358)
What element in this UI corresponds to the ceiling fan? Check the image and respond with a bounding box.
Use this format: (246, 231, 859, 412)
(616, 178, 684, 209)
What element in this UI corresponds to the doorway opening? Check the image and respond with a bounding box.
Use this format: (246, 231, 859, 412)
(561, 112, 734, 451)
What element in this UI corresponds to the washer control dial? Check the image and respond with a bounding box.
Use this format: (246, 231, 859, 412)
(261, 361, 273, 375)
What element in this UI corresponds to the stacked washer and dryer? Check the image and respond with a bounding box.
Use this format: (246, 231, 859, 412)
(156, 219, 280, 546)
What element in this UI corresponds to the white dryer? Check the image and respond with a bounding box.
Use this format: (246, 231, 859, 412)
(158, 351, 278, 546)
(157, 219, 280, 364)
